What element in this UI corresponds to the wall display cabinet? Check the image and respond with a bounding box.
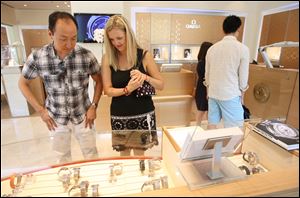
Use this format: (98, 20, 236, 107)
(136, 12, 244, 65)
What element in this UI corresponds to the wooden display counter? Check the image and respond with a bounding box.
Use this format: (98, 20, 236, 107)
(156, 69, 195, 96)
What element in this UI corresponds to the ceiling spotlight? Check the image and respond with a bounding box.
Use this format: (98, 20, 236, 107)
(56, 5, 60, 8)
(64, 1, 67, 4)
(24, 4, 27, 7)
(67, 5, 70, 8)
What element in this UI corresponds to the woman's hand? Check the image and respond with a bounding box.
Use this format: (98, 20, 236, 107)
(130, 69, 146, 82)
(127, 69, 146, 92)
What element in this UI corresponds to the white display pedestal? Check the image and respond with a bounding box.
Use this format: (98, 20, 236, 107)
(177, 157, 246, 190)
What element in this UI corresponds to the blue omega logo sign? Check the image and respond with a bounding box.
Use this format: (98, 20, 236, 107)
(186, 19, 200, 29)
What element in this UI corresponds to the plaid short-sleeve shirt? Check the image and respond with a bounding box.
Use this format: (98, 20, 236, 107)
(22, 43, 100, 125)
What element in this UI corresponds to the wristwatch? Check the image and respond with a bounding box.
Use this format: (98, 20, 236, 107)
(90, 102, 98, 109)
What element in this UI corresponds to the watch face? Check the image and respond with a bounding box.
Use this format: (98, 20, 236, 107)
(266, 123, 299, 139)
(86, 16, 110, 40)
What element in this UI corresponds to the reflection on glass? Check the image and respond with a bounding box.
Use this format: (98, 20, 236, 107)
(1, 130, 162, 178)
(1, 44, 25, 66)
(112, 130, 160, 157)
(1, 130, 163, 197)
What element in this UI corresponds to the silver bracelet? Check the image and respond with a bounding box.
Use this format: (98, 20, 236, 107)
(160, 175, 169, 189)
(57, 167, 72, 181)
(73, 167, 81, 184)
(112, 163, 123, 176)
(243, 151, 259, 166)
(91, 184, 99, 197)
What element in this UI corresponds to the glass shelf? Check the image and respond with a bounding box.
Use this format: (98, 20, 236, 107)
(1, 44, 25, 67)
(171, 44, 200, 63)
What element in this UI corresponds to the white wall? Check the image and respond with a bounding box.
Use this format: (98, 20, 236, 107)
(4, 1, 298, 62)
(70, 1, 124, 15)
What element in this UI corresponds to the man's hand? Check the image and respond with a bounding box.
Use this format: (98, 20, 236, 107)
(85, 106, 96, 129)
(39, 108, 57, 131)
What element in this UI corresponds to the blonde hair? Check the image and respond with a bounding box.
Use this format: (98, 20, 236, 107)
(104, 15, 140, 71)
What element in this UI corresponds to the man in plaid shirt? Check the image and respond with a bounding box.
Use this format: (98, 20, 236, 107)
(19, 11, 103, 163)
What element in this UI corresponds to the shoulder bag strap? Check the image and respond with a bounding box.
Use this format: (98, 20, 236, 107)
(135, 50, 148, 70)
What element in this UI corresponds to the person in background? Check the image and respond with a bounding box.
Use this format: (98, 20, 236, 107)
(18, 11, 103, 163)
(204, 15, 249, 128)
(101, 15, 164, 156)
(195, 42, 213, 126)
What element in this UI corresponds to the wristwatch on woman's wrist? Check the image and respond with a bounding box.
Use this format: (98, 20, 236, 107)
(90, 102, 98, 109)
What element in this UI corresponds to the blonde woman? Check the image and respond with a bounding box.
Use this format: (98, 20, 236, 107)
(101, 15, 164, 156)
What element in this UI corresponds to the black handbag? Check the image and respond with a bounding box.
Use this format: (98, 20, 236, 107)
(134, 50, 156, 97)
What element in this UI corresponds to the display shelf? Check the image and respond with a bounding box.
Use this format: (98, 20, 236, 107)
(1, 130, 166, 197)
(1, 158, 173, 197)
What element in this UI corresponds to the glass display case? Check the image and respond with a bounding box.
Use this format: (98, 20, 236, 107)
(151, 44, 170, 64)
(2, 120, 299, 196)
(1, 130, 173, 197)
(170, 44, 200, 63)
(1, 44, 25, 67)
(150, 44, 200, 64)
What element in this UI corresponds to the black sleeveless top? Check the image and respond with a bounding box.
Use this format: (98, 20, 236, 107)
(110, 48, 155, 116)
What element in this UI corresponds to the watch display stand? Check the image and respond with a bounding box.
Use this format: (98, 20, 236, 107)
(178, 156, 246, 190)
(177, 127, 246, 190)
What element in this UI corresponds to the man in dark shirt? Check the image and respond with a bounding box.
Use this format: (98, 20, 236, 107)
(19, 11, 103, 163)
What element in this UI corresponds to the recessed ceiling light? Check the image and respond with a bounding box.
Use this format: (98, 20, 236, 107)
(56, 5, 60, 8)
(67, 5, 70, 8)
(64, 2, 68, 4)
(24, 4, 27, 7)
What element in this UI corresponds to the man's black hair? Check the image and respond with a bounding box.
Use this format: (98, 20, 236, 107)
(223, 15, 241, 34)
(48, 11, 78, 33)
